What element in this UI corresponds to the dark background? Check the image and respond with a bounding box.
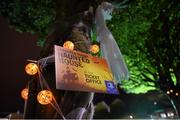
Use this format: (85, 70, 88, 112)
(0, 16, 41, 115)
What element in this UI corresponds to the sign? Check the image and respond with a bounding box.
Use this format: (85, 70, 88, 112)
(55, 45, 118, 94)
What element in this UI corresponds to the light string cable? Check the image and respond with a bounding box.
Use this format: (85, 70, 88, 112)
(38, 54, 55, 68)
(37, 56, 65, 119)
(65, 107, 87, 119)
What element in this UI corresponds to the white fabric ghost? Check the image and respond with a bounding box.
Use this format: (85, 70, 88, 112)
(95, 2, 129, 83)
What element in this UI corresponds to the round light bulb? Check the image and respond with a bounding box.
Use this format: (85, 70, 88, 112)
(170, 89, 173, 93)
(90, 44, 100, 54)
(21, 88, 29, 100)
(63, 41, 74, 50)
(25, 63, 39, 75)
(37, 90, 53, 105)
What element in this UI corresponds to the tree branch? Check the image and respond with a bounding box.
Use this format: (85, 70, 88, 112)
(111, 0, 133, 9)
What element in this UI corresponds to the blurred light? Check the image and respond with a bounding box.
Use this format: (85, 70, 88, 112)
(170, 89, 173, 93)
(160, 113, 166, 118)
(129, 115, 133, 119)
(175, 92, 179, 96)
(21, 88, 29, 100)
(90, 44, 100, 54)
(25, 63, 39, 75)
(37, 90, 53, 105)
(167, 112, 174, 117)
(153, 101, 157, 105)
(167, 91, 170, 94)
(63, 41, 74, 50)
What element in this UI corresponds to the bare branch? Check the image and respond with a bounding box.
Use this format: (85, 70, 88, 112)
(111, 0, 133, 9)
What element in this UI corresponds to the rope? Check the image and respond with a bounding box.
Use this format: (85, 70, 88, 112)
(38, 54, 55, 68)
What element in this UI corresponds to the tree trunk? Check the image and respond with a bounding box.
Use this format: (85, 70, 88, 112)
(24, 1, 97, 119)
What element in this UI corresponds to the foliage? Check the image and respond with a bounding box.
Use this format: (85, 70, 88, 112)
(0, 0, 179, 94)
(0, 0, 56, 37)
(108, 0, 180, 93)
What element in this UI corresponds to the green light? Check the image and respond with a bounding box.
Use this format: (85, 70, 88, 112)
(170, 72, 177, 86)
(121, 80, 156, 94)
(128, 84, 156, 94)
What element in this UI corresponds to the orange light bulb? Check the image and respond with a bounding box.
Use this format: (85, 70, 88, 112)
(90, 44, 100, 54)
(63, 41, 74, 50)
(37, 90, 53, 105)
(21, 88, 29, 100)
(25, 63, 39, 75)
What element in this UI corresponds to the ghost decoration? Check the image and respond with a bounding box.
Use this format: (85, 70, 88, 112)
(95, 2, 129, 83)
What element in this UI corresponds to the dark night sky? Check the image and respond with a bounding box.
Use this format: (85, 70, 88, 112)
(0, 16, 41, 114)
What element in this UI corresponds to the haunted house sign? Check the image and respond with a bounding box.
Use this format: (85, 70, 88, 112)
(55, 45, 118, 94)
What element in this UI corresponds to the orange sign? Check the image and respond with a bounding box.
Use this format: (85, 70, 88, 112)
(55, 45, 118, 94)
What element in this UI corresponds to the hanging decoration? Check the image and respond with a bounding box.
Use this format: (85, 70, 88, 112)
(37, 90, 53, 105)
(63, 41, 74, 50)
(95, 2, 129, 83)
(21, 88, 29, 100)
(90, 44, 100, 54)
(25, 63, 39, 75)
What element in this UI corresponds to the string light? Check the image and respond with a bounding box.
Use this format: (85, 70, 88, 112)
(129, 115, 133, 119)
(25, 63, 39, 75)
(21, 88, 29, 100)
(167, 91, 170, 94)
(175, 92, 179, 96)
(63, 41, 74, 50)
(167, 112, 174, 117)
(90, 44, 100, 54)
(37, 90, 53, 105)
(160, 113, 166, 118)
(153, 101, 157, 105)
(170, 89, 173, 93)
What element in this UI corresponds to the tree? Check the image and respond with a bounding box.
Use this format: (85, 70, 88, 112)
(108, 0, 157, 94)
(107, 0, 180, 114)
(0, 0, 132, 119)
(2, 0, 179, 118)
(108, 0, 179, 94)
(1, 0, 96, 119)
(0, 0, 56, 37)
